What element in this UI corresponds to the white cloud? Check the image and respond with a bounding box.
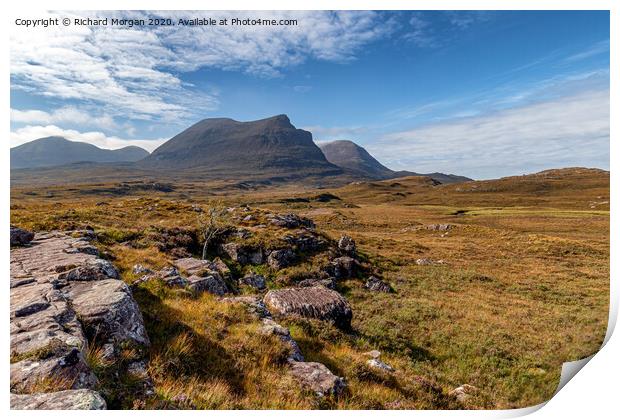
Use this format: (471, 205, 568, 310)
(11, 107, 117, 130)
(10, 11, 393, 123)
(10, 125, 167, 152)
(370, 89, 609, 179)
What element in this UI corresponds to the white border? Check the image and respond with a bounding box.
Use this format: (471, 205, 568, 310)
(2, 1, 616, 419)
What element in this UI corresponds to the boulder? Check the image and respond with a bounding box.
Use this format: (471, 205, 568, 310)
(260, 318, 304, 362)
(220, 242, 264, 265)
(174, 257, 213, 275)
(59, 259, 119, 281)
(267, 249, 296, 270)
(326, 256, 357, 279)
(240, 273, 266, 290)
(289, 361, 346, 397)
(365, 276, 392, 293)
(10, 226, 34, 247)
(337, 235, 356, 255)
(264, 286, 352, 329)
(11, 389, 107, 410)
(187, 274, 229, 296)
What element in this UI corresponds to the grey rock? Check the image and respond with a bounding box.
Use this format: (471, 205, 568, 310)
(187, 274, 228, 296)
(283, 231, 325, 252)
(220, 296, 271, 319)
(268, 213, 315, 229)
(426, 224, 452, 231)
(264, 286, 352, 329)
(60, 259, 119, 281)
(326, 256, 357, 279)
(220, 242, 264, 265)
(11, 389, 107, 410)
(449, 384, 479, 403)
(132, 264, 152, 275)
(297, 278, 336, 289)
(289, 361, 346, 397)
(364, 350, 381, 359)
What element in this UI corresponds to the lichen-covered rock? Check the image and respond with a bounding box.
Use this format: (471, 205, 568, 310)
(267, 249, 296, 270)
(11, 226, 34, 247)
(289, 361, 346, 397)
(283, 231, 325, 252)
(174, 257, 213, 275)
(367, 358, 394, 372)
(365, 276, 392, 293)
(260, 318, 304, 362)
(59, 259, 119, 281)
(220, 242, 264, 265)
(337, 235, 356, 255)
(449, 384, 479, 403)
(264, 286, 352, 329)
(11, 389, 107, 410)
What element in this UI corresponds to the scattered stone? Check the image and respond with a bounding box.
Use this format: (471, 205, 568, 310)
(268, 213, 315, 229)
(267, 249, 296, 270)
(240, 273, 266, 290)
(426, 224, 452, 231)
(264, 286, 353, 329)
(11, 389, 107, 410)
(260, 318, 304, 362)
(243, 215, 254, 222)
(449, 384, 479, 403)
(337, 235, 356, 255)
(11, 226, 34, 247)
(364, 350, 381, 359)
(415, 258, 446, 266)
(365, 276, 392, 293)
(132, 264, 152, 275)
(366, 358, 394, 372)
(289, 361, 346, 397)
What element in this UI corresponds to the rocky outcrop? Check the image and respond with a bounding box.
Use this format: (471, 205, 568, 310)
(11, 226, 34, 247)
(260, 318, 304, 362)
(239, 273, 266, 290)
(11, 389, 107, 410)
(263, 286, 352, 329)
(289, 361, 346, 397)
(268, 213, 315, 229)
(10, 230, 150, 409)
(325, 256, 357, 280)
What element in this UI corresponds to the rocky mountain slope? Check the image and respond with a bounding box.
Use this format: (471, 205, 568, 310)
(10, 137, 149, 169)
(319, 140, 471, 183)
(140, 115, 341, 179)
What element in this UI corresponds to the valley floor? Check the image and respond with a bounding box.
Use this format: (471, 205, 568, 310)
(10, 168, 609, 409)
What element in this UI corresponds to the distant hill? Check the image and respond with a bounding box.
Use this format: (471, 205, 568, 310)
(10, 136, 149, 169)
(140, 114, 341, 180)
(319, 139, 472, 183)
(318, 140, 394, 179)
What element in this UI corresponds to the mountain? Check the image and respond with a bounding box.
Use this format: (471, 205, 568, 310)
(317, 140, 394, 179)
(319, 139, 472, 183)
(140, 115, 341, 179)
(10, 137, 149, 169)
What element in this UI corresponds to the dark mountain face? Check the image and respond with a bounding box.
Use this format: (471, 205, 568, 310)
(318, 140, 394, 179)
(10, 136, 149, 169)
(140, 115, 340, 179)
(319, 139, 472, 183)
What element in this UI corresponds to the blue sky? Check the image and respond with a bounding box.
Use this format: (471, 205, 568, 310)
(10, 10, 609, 179)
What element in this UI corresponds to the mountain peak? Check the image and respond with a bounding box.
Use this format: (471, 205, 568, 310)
(319, 139, 394, 179)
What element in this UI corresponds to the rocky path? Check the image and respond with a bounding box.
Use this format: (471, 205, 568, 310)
(10, 228, 150, 410)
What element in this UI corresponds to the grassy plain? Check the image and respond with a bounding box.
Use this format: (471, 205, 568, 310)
(10, 167, 609, 409)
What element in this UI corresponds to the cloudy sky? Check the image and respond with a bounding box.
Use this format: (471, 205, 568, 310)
(10, 10, 609, 179)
